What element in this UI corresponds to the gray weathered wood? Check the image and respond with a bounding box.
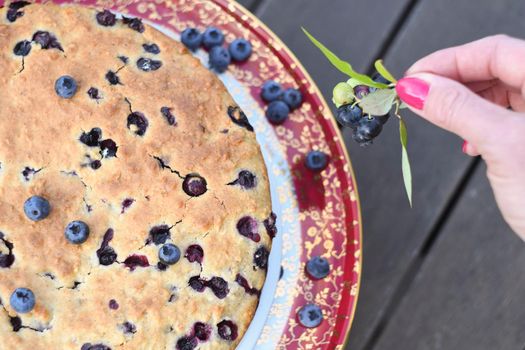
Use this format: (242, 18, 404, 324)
(346, 1, 525, 348)
(255, 0, 412, 104)
(373, 165, 525, 350)
(252, 0, 525, 349)
(236, 0, 259, 11)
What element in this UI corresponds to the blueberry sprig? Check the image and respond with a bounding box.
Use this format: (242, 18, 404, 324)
(304, 28, 412, 206)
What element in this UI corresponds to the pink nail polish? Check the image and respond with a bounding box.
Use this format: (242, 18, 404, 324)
(395, 77, 430, 110)
(462, 140, 468, 154)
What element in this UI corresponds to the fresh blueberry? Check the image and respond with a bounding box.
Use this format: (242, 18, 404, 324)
(143, 43, 160, 54)
(260, 80, 283, 102)
(182, 174, 207, 197)
(24, 195, 50, 221)
(99, 139, 118, 158)
(96, 10, 116, 26)
(176, 336, 198, 350)
(297, 304, 323, 328)
(217, 320, 238, 341)
(282, 88, 303, 110)
(127, 112, 149, 136)
(122, 16, 145, 33)
(32, 31, 63, 51)
(253, 246, 269, 270)
(55, 75, 78, 99)
(228, 38, 252, 62)
(193, 322, 211, 341)
(335, 104, 363, 129)
(13, 40, 31, 56)
(136, 57, 162, 72)
(305, 256, 330, 280)
(354, 85, 370, 99)
(372, 72, 392, 84)
(181, 28, 203, 51)
(10, 288, 35, 313)
(304, 150, 329, 172)
(208, 46, 231, 73)
(158, 243, 181, 265)
(332, 82, 355, 107)
(202, 26, 224, 49)
(265, 100, 289, 125)
(185, 244, 204, 263)
(87, 87, 100, 100)
(237, 216, 260, 242)
(353, 116, 382, 145)
(160, 107, 176, 126)
(65, 220, 90, 244)
(207, 276, 229, 299)
(80, 128, 102, 147)
(105, 70, 121, 85)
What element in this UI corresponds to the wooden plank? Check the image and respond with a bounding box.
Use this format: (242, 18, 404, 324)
(373, 164, 525, 350)
(255, 0, 412, 103)
(345, 1, 525, 348)
(251, 0, 525, 349)
(236, 0, 259, 11)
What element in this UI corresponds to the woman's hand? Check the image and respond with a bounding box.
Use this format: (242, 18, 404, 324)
(395, 35, 525, 240)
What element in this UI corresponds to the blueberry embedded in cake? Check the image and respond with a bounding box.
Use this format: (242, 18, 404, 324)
(0, 4, 273, 349)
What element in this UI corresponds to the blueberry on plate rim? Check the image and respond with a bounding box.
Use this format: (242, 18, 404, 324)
(181, 28, 203, 51)
(304, 150, 328, 172)
(265, 100, 289, 125)
(305, 256, 330, 280)
(229, 38, 252, 62)
(208, 46, 231, 73)
(202, 26, 224, 49)
(297, 304, 323, 328)
(282, 88, 303, 110)
(260, 80, 283, 102)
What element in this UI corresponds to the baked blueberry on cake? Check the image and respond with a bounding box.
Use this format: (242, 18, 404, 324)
(0, 3, 274, 349)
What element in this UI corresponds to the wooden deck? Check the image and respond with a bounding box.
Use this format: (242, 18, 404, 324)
(236, 0, 525, 349)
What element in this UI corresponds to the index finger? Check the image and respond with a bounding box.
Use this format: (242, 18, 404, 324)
(406, 35, 525, 93)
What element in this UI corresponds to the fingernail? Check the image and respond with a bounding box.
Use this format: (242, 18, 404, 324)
(395, 77, 430, 110)
(462, 140, 468, 154)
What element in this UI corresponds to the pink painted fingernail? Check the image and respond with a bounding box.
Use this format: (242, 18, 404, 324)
(395, 77, 430, 110)
(462, 140, 468, 154)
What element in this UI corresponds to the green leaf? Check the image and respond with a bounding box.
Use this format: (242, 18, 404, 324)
(346, 78, 362, 88)
(399, 119, 412, 207)
(374, 59, 397, 83)
(358, 89, 397, 115)
(302, 28, 389, 89)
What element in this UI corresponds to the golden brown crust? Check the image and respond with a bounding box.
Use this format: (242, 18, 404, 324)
(0, 3, 272, 349)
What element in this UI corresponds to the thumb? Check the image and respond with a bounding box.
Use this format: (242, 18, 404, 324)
(395, 74, 514, 148)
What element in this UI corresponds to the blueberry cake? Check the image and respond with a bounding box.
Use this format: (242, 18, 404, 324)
(0, 3, 274, 349)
